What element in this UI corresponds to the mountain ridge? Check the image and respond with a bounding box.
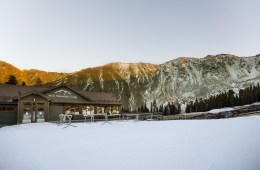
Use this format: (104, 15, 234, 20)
(49, 54, 260, 109)
(1, 54, 260, 109)
(0, 60, 69, 85)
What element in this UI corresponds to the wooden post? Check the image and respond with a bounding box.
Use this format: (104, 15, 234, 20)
(104, 106, 106, 113)
(118, 105, 122, 113)
(94, 106, 97, 114)
(46, 101, 50, 122)
(17, 100, 21, 124)
(79, 105, 83, 115)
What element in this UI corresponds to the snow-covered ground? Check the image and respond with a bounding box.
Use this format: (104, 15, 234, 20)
(1, 117, 260, 170)
(208, 107, 234, 113)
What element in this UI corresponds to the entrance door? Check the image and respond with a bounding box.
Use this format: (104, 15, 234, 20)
(22, 102, 45, 123)
(31, 103, 45, 123)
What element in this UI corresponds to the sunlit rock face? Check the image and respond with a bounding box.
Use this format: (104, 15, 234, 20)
(0, 60, 68, 85)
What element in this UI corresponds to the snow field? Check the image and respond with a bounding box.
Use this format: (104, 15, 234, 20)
(0, 116, 260, 170)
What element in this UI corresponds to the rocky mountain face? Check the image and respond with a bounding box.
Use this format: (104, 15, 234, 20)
(0, 61, 68, 85)
(157, 54, 260, 103)
(48, 54, 260, 110)
(1, 54, 260, 110)
(49, 62, 160, 110)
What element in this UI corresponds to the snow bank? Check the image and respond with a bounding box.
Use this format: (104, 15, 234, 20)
(208, 107, 234, 113)
(1, 117, 260, 170)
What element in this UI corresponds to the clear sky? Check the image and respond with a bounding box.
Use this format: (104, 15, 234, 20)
(0, 0, 259, 72)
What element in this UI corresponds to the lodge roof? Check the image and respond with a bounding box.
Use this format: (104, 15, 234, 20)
(0, 84, 121, 105)
(0, 84, 47, 102)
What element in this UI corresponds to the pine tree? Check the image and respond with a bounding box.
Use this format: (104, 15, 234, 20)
(169, 103, 173, 115)
(227, 90, 235, 107)
(5, 75, 18, 85)
(138, 106, 141, 113)
(257, 84, 260, 101)
(234, 94, 239, 106)
(152, 100, 157, 113)
(35, 77, 43, 86)
(177, 103, 181, 114)
(159, 104, 163, 113)
(145, 102, 149, 112)
(239, 89, 244, 105)
(185, 104, 190, 113)
(140, 105, 144, 113)
(162, 103, 169, 116)
(189, 101, 194, 113)
(194, 98, 199, 112)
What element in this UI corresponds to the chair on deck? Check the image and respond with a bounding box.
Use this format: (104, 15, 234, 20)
(83, 112, 94, 122)
(59, 114, 65, 124)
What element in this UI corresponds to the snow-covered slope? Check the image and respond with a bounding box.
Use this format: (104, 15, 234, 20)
(1, 117, 260, 170)
(49, 54, 260, 109)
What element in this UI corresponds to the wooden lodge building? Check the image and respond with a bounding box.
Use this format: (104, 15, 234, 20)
(0, 84, 122, 125)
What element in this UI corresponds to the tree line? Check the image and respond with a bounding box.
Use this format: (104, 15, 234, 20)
(4, 75, 42, 86)
(159, 102, 181, 115)
(186, 84, 260, 113)
(123, 99, 182, 116)
(123, 84, 260, 115)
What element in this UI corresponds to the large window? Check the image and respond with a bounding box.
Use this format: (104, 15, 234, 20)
(97, 106, 105, 113)
(82, 106, 94, 115)
(65, 105, 79, 115)
(37, 108, 44, 119)
(111, 106, 120, 113)
(23, 107, 31, 120)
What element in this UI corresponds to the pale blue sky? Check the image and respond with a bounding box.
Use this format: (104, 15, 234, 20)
(0, 0, 259, 72)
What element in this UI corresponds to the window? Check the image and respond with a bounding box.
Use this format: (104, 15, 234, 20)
(65, 105, 79, 115)
(6, 106, 16, 112)
(0, 106, 6, 111)
(97, 106, 105, 113)
(82, 106, 94, 115)
(23, 102, 31, 106)
(37, 108, 44, 119)
(0, 106, 16, 112)
(23, 107, 31, 120)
